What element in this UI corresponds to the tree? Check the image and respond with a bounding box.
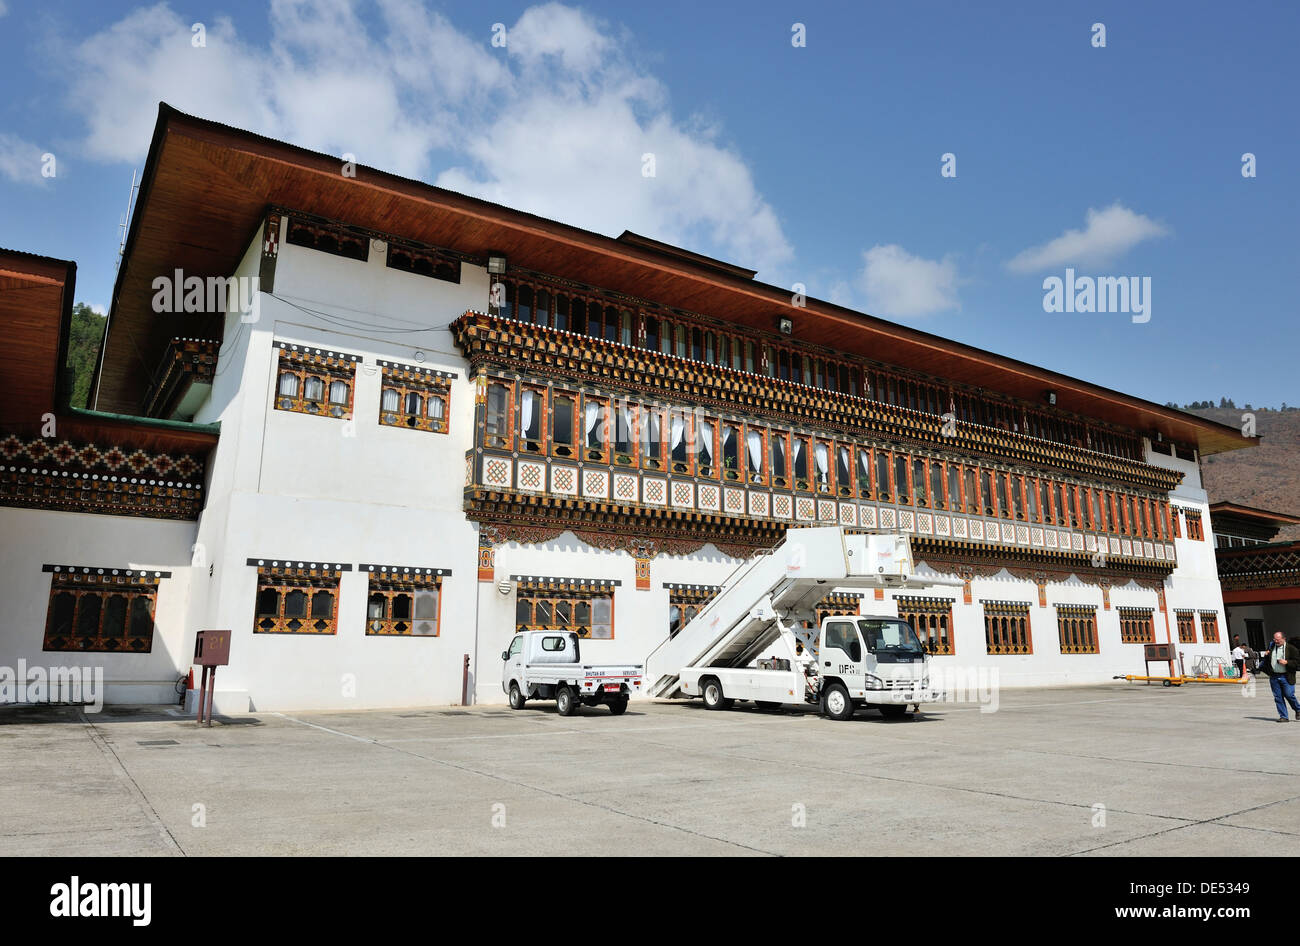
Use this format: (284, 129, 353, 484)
(65, 303, 106, 408)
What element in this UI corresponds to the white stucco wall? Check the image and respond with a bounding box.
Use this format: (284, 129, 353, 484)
(0, 506, 197, 705)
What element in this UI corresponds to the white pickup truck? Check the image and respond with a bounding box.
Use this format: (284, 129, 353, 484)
(501, 630, 643, 716)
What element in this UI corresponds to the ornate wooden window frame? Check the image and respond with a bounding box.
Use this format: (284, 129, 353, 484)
(285, 217, 369, 262)
(1199, 611, 1221, 644)
(517, 383, 549, 455)
(273, 342, 359, 420)
(1175, 610, 1197, 644)
(551, 389, 579, 461)
(896, 595, 955, 655)
(41, 565, 165, 653)
(249, 560, 348, 635)
(512, 576, 618, 639)
(360, 565, 448, 636)
(378, 361, 453, 434)
(666, 583, 720, 637)
(982, 600, 1033, 655)
(1118, 606, 1156, 643)
(1056, 604, 1099, 654)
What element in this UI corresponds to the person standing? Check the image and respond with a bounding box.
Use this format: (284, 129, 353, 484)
(1231, 637, 1247, 679)
(1260, 631, 1300, 722)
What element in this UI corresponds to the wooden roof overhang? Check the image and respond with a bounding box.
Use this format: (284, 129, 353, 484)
(0, 247, 218, 458)
(97, 104, 1252, 458)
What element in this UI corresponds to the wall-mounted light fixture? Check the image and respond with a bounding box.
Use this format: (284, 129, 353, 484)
(1044, 390, 1058, 406)
(778, 317, 793, 335)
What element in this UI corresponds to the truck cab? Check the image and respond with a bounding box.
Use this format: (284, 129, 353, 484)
(814, 615, 933, 719)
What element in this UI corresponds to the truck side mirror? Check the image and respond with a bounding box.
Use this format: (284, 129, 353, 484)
(501, 650, 509, 661)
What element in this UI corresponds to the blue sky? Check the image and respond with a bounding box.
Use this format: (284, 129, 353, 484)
(1, 0, 1296, 408)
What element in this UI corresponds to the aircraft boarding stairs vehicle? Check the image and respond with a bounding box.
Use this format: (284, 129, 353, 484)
(645, 526, 961, 720)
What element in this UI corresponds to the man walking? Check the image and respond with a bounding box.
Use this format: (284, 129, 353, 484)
(1260, 631, 1300, 722)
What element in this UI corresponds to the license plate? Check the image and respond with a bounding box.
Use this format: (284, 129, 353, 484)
(603, 684, 619, 692)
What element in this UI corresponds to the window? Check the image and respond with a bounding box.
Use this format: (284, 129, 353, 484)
(516, 387, 546, 453)
(1176, 610, 1196, 644)
(1199, 611, 1220, 643)
(667, 586, 719, 637)
(878, 449, 893, 503)
(385, 243, 461, 283)
(746, 427, 767, 485)
(815, 592, 863, 626)
(722, 424, 742, 481)
(365, 568, 443, 636)
(641, 406, 665, 470)
(792, 436, 811, 491)
(823, 621, 862, 661)
(857, 446, 873, 499)
(484, 381, 512, 448)
(42, 568, 160, 653)
(583, 396, 609, 461)
(1185, 511, 1205, 541)
(285, 217, 368, 262)
(1118, 607, 1155, 643)
(515, 585, 615, 639)
(896, 596, 954, 655)
(378, 363, 452, 434)
(1056, 605, 1099, 654)
(771, 430, 789, 488)
(696, 418, 717, 478)
(1170, 508, 1181, 538)
(913, 457, 928, 506)
(273, 343, 358, 420)
(813, 441, 832, 493)
(983, 601, 1032, 655)
(552, 392, 576, 458)
(837, 445, 853, 498)
(254, 565, 342, 634)
(895, 453, 910, 504)
(614, 402, 636, 464)
(669, 409, 691, 474)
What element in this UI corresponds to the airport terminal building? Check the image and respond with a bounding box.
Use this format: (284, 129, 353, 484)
(0, 106, 1254, 711)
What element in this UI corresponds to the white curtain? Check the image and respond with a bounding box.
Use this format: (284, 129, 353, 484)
(381, 387, 399, 411)
(698, 421, 714, 462)
(521, 390, 536, 436)
(585, 402, 601, 445)
(792, 438, 803, 467)
(859, 450, 870, 480)
(428, 396, 445, 420)
(814, 443, 829, 485)
(329, 380, 349, 405)
(746, 431, 762, 472)
(404, 392, 423, 415)
(303, 376, 324, 401)
(670, 415, 684, 449)
(278, 372, 299, 397)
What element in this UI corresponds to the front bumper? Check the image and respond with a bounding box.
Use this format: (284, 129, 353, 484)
(866, 688, 945, 704)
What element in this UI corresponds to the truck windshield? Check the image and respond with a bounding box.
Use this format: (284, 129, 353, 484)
(856, 619, 924, 656)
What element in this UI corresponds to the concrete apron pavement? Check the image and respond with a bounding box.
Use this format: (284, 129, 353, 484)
(1, 683, 1296, 856)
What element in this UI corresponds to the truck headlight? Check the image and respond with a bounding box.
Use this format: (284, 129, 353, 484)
(864, 674, 885, 690)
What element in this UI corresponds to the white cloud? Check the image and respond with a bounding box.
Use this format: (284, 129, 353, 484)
(0, 133, 47, 185)
(857, 244, 959, 318)
(90, 303, 107, 316)
(1006, 202, 1168, 273)
(57, 0, 792, 279)
(0, 2, 9, 18)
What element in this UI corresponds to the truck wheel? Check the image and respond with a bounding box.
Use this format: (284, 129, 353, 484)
(608, 697, 629, 715)
(756, 701, 782, 711)
(821, 683, 854, 721)
(556, 685, 577, 717)
(879, 704, 907, 719)
(508, 682, 526, 710)
(702, 678, 733, 710)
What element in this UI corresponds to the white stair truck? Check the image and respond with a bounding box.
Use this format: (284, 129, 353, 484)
(645, 526, 957, 720)
(502, 629, 643, 715)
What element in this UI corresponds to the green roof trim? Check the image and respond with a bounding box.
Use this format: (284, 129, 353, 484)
(62, 406, 220, 435)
